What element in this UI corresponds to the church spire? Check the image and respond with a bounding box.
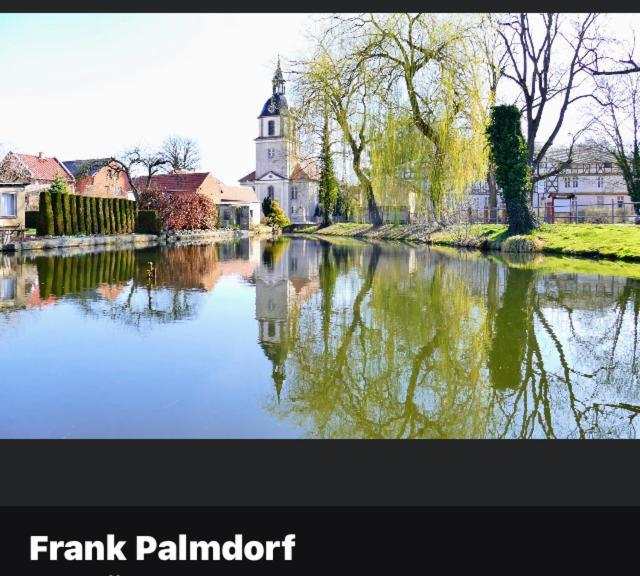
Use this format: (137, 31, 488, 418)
(272, 56, 285, 96)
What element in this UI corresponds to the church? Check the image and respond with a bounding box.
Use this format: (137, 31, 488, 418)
(239, 60, 320, 224)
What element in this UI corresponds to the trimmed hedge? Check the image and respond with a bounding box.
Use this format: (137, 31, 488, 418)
(84, 196, 92, 235)
(52, 192, 64, 235)
(37, 191, 55, 236)
(78, 195, 86, 234)
(63, 194, 72, 235)
(91, 196, 99, 234)
(136, 209, 162, 234)
(70, 195, 78, 234)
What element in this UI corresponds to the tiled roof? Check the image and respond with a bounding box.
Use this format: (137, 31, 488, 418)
(63, 158, 111, 178)
(134, 172, 213, 193)
(15, 153, 74, 183)
(216, 185, 258, 204)
(239, 170, 256, 183)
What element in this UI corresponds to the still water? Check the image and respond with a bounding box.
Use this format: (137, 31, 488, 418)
(1, 236, 639, 438)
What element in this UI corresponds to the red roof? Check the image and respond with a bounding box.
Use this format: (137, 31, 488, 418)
(16, 153, 74, 183)
(134, 172, 214, 193)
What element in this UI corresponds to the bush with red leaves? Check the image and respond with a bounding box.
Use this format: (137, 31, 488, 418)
(138, 187, 218, 231)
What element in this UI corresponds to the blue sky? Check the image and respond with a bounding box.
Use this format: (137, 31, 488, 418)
(0, 14, 313, 184)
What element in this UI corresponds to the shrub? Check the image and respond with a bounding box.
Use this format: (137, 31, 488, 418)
(84, 197, 92, 235)
(265, 200, 290, 230)
(51, 192, 64, 235)
(69, 195, 78, 234)
(114, 199, 122, 234)
(63, 193, 72, 235)
(136, 209, 162, 234)
(37, 191, 55, 236)
(97, 198, 105, 234)
(138, 187, 217, 230)
(91, 197, 99, 234)
(77, 195, 86, 234)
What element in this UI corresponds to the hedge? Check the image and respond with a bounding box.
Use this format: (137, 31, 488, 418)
(63, 194, 72, 235)
(52, 192, 64, 235)
(71, 195, 79, 234)
(25, 210, 39, 230)
(37, 191, 55, 236)
(84, 197, 92, 235)
(110, 199, 116, 234)
(77, 195, 86, 234)
(136, 209, 162, 234)
(91, 196, 99, 234)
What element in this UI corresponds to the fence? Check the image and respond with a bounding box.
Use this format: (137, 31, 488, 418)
(459, 200, 640, 226)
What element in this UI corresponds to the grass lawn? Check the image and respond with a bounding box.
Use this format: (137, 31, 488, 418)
(296, 222, 640, 262)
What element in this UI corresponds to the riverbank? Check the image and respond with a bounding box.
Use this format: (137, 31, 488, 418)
(1, 228, 259, 253)
(294, 222, 640, 262)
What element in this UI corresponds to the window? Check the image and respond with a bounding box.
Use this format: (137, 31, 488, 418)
(597, 176, 604, 188)
(291, 186, 298, 200)
(267, 186, 274, 200)
(223, 209, 231, 220)
(0, 277, 17, 300)
(268, 321, 276, 338)
(290, 257, 298, 273)
(0, 192, 17, 217)
(268, 148, 275, 159)
(597, 196, 605, 207)
(618, 196, 625, 208)
(563, 177, 571, 188)
(572, 176, 578, 188)
(268, 120, 275, 136)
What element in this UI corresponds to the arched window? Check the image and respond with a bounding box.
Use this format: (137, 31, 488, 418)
(268, 186, 274, 199)
(268, 120, 275, 136)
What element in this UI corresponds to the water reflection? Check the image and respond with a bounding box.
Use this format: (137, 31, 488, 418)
(1, 237, 640, 438)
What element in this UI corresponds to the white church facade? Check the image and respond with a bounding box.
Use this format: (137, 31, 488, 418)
(239, 60, 320, 224)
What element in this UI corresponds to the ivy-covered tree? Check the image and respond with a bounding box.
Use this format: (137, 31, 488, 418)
(318, 109, 339, 227)
(486, 105, 537, 234)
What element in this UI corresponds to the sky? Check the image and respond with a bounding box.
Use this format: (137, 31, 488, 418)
(1, 13, 640, 185)
(0, 13, 316, 184)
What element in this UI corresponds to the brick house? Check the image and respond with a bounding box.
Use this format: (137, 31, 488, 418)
(135, 171, 260, 229)
(0, 152, 75, 211)
(63, 158, 133, 200)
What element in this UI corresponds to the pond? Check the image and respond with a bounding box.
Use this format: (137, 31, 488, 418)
(1, 236, 639, 438)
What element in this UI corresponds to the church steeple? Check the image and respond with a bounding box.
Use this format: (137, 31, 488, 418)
(272, 57, 285, 96)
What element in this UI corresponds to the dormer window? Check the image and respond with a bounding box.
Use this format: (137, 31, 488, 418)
(268, 120, 275, 136)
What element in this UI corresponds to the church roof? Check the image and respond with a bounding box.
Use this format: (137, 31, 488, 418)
(259, 93, 288, 118)
(290, 158, 320, 181)
(239, 170, 256, 183)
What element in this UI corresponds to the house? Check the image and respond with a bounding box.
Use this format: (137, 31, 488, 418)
(239, 60, 321, 224)
(62, 158, 133, 200)
(135, 171, 260, 229)
(0, 152, 75, 211)
(215, 185, 261, 229)
(0, 183, 27, 237)
(469, 143, 634, 223)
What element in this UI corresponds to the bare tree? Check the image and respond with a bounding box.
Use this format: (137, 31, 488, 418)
(593, 75, 640, 215)
(160, 136, 201, 172)
(105, 147, 169, 201)
(498, 13, 600, 188)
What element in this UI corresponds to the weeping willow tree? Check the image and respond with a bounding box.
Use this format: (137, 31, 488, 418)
(362, 13, 488, 222)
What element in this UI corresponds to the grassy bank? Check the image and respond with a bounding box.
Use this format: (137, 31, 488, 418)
(295, 222, 640, 262)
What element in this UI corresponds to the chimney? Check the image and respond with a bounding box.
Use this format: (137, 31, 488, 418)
(38, 152, 44, 160)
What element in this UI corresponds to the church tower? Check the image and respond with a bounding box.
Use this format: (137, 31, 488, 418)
(241, 58, 321, 224)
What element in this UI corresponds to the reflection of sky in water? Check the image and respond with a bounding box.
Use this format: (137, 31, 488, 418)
(1, 238, 640, 438)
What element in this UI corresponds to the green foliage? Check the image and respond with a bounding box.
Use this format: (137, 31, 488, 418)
(91, 197, 99, 234)
(97, 198, 106, 234)
(485, 105, 537, 235)
(265, 200, 290, 230)
(110, 199, 117, 233)
(37, 192, 55, 236)
(135, 209, 162, 234)
(319, 112, 339, 226)
(51, 192, 65, 235)
(69, 195, 78, 234)
(25, 210, 38, 230)
(335, 188, 354, 221)
(84, 197, 92, 235)
(77, 195, 86, 234)
(48, 173, 69, 195)
(62, 193, 72, 235)
(104, 199, 112, 234)
(262, 195, 274, 218)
